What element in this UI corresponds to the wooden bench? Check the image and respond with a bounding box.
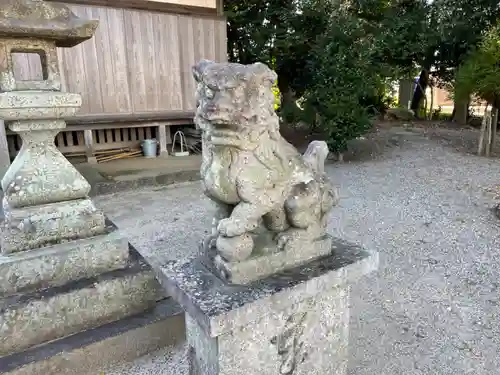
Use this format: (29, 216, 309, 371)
(2, 111, 195, 166)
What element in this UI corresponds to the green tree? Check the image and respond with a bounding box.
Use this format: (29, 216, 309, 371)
(351, 0, 500, 116)
(302, 8, 393, 152)
(455, 24, 500, 107)
(225, 0, 334, 119)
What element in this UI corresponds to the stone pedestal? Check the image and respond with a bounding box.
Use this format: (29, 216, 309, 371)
(158, 238, 378, 375)
(0, 94, 106, 253)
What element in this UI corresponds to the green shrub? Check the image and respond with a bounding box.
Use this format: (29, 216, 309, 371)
(455, 23, 500, 105)
(301, 13, 388, 152)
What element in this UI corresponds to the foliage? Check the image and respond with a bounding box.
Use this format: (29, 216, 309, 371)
(224, 0, 500, 148)
(225, 0, 335, 104)
(272, 80, 280, 110)
(352, 0, 500, 82)
(351, 0, 500, 115)
(301, 10, 389, 152)
(349, 0, 433, 75)
(455, 24, 500, 105)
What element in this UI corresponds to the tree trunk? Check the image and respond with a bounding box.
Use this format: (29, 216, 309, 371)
(428, 85, 434, 120)
(453, 98, 469, 125)
(410, 69, 429, 118)
(398, 79, 412, 109)
(276, 72, 301, 125)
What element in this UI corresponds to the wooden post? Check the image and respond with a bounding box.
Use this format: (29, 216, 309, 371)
(0, 120, 11, 180)
(478, 105, 491, 156)
(157, 122, 171, 157)
(84, 129, 97, 164)
(489, 107, 499, 155)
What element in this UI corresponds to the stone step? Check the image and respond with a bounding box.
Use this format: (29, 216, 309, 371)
(0, 298, 185, 375)
(103, 340, 188, 375)
(0, 229, 129, 297)
(0, 247, 164, 357)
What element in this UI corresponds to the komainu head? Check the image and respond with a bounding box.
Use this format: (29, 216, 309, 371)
(192, 60, 280, 147)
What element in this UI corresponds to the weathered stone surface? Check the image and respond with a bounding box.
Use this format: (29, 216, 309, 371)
(187, 288, 349, 375)
(203, 234, 332, 284)
(0, 298, 185, 375)
(0, 265, 163, 356)
(0, 0, 99, 48)
(0, 230, 129, 296)
(0, 39, 62, 91)
(386, 107, 415, 121)
(1, 122, 91, 208)
(0, 92, 81, 119)
(0, 2, 169, 368)
(157, 238, 378, 375)
(193, 60, 339, 283)
(1, 197, 106, 254)
(159, 238, 377, 337)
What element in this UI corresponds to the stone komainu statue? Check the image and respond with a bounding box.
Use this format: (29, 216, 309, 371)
(193, 60, 338, 280)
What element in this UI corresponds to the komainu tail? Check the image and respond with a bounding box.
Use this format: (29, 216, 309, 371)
(302, 140, 329, 175)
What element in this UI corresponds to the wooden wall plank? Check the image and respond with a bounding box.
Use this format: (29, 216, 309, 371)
(123, 9, 148, 112)
(79, 6, 105, 113)
(106, 8, 133, 113)
(143, 11, 157, 110)
(178, 15, 196, 111)
(203, 19, 216, 61)
(154, 13, 184, 110)
(215, 18, 228, 62)
(178, 16, 226, 110)
(11, 52, 44, 81)
(57, 45, 67, 92)
(57, 5, 92, 113)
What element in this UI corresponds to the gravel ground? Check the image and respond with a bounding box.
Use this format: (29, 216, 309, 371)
(96, 127, 500, 375)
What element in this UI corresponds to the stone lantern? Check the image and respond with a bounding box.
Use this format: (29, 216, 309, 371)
(0, 0, 101, 252)
(0, 2, 173, 372)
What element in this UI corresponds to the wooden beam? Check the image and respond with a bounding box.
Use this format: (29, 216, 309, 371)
(65, 111, 195, 125)
(216, 0, 224, 16)
(48, 0, 225, 20)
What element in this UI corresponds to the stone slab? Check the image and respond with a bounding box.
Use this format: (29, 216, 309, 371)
(0, 228, 129, 297)
(0, 91, 82, 120)
(203, 235, 332, 284)
(158, 237, 378, 337)
(1, 197, 106, 253)
(0, 247, 164, 356)
(0, 298, 185, 375)
(0, 0, 99, 48)
(89, 169, 201, 196)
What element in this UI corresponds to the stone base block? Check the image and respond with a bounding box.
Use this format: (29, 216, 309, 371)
(158, 238, 378, 375)
(0, 298, 185, 375)
(204, 235, 332, 284)
(1, 197, 106, 253)
(0, 247, 164, 357)
(0, 228, 128, 296)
